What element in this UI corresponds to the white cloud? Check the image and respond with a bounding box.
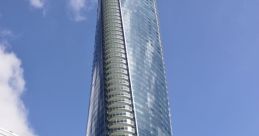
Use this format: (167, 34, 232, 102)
(30, 0, 45, 9)
(0, 29, 15, 46)
(0, 30, 13, 38)
(69, 0, 87, 21)
(68, 0, 96, 22)
(0, 44, 36, 136)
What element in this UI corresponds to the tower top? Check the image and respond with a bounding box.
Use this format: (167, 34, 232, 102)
(0, 128, 20, 136)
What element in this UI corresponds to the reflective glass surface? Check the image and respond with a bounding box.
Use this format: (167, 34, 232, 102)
(87, 0, 172, 136)
(86, 1, 107, 135)
(121, 0, 172, 135)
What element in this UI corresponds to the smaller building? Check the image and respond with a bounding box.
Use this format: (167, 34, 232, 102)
(0, 128, 19, 136)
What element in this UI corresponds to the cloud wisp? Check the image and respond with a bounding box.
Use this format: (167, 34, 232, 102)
(0, 30, 13, 39)
(0, 44, 36, 136)
(68, 0, 96, 22)
(29, 0, 45, 9)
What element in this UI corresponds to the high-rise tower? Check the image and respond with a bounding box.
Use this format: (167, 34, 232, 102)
(0, 128, 19, 136)
(86, 0, 172, 136)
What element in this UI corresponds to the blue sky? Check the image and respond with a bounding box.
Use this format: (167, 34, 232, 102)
(0, 0, 258, 136)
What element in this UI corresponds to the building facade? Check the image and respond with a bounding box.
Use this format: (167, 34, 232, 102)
(86, 0, 172, 136)
(0, 128, 19, 136)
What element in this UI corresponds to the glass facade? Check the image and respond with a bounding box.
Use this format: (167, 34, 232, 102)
(86, 0, 172, 135)
(0, 128, 19, 136)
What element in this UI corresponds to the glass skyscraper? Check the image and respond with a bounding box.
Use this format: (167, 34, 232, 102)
(86, 0, 172, 135)
(0, 128, 19, 136)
